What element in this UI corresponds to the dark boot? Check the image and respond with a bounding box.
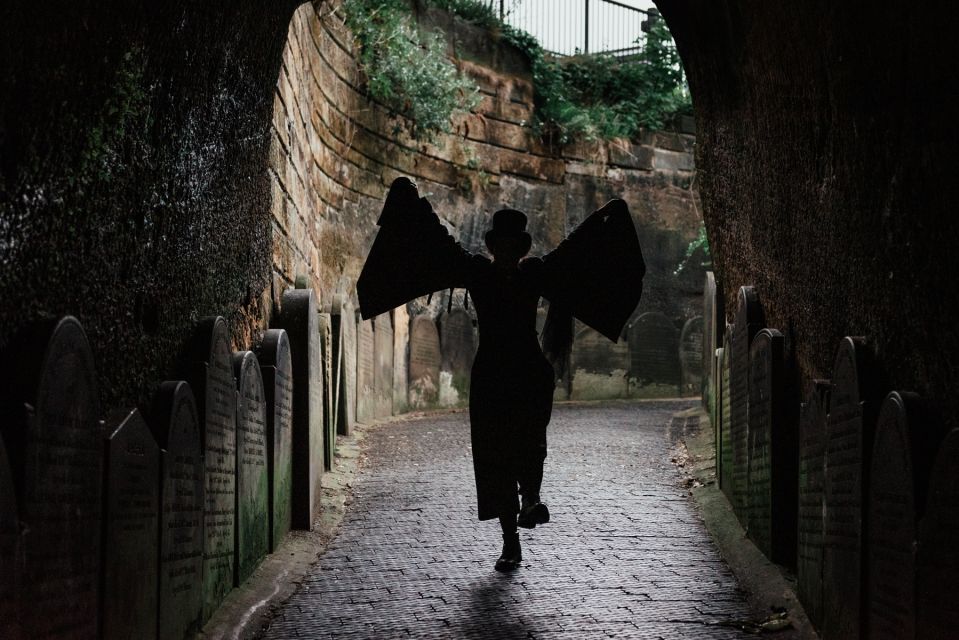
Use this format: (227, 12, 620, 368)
(517, 495, 550, 529)
(494, 532, 522, 572)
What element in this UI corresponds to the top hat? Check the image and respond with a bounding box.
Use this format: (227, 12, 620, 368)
(485, 209, 532, 253)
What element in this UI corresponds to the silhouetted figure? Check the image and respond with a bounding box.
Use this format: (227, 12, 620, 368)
(358, 177, 645, 571)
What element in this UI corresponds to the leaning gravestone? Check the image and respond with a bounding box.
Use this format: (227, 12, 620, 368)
(256, 330, 293, 551)
(373, 314, 394, 418)
(628, 312, 680, 392)
(392, 305, 410, 414)
(867, 392, 940, 640)
(409, 315, 441, 408)
(728, 286, 765, 519)
(102, 409, 160, 640)
(797, 380, 831, 635)
(917, 429, 959, 640)
(746, 328, 792, 563)
(0, 317, 102, 638)
(232, 351, 269, 584)
(318, 313, 335, 470)
(148, 381, 204, 640)
(680, 316, 704, 397)
(719, 326, 733, 494)
(182, 316, 236, 621)
(356, 317, 375, 423)
(572, 323, 629, 400)
(273, 289, 324, 530)
(822, 336, 881, 640)
(0, 433, 21, 640)
(440, 308, 476, 401)
(332, 294, 356, 436)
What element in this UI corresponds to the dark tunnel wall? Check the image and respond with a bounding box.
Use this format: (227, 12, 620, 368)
(657, 1, 959, 427)
(0, 0, 301, 407)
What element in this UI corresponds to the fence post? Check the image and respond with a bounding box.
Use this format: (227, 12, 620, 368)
(584, 0, 590, 54)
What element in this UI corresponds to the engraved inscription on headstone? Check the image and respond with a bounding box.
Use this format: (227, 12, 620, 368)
(409, 315, 441, 408)
(729, 286, 765, 519)
(719, 327, 733, 494)
(0, 433, 21, 640)
(332, 295, 357, 436)
(273, 289, 324, 530)
(356, 317, 375, 423)
(373, 314, 394, 419)
(822, 336, 880, 640)
(440, 308, 476, 401)
(256, 329, 293, 551)
(318, 313, 335, 470)
(628, 312, 680, 391)
(232, 351, 269, 584)
(917, 429, 959, 639)
(392, 305, 410, 414)
(680, 316, 704, 397)
(102, 409, 160, 640)
(571, 323, 629, 400)
(797, 380, 831, 635)
(0, 317, 102, 638)
(182, 316, 237, 621)
(148, 381, 204, 640)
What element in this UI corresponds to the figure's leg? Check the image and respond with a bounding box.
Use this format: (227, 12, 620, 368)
(517, 413, 550, 529)
(495, 513, 522, 572)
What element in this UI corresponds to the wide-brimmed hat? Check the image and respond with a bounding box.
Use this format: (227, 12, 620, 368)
(485, 209, 532, 253)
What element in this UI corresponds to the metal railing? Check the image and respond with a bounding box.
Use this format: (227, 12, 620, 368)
(497, 0, 658, 57)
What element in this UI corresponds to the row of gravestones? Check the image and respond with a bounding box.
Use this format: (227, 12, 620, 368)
(703, 275, 959, 640)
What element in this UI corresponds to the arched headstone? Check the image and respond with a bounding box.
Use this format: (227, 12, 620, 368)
(867, 392, 940, 640)
(797, 380, 831, 634)
(318, 313, 335, 470)
(409, 315, 441, 408)
(728, 286, 765, 518)
(332, 294, 356, 436)
(181, 316, 236, 620)
(232, 351, 269, 584)
(256, 330, 293, 551)
(356, 317, 375, 423)
(0, 433, 20, 640)
(0, 317, 102, 637)
(392, 305, 410, 414)
(440, 308, 476, 403)
(719, 326, 733, 494)
(273, 289, 324, 530)
(822, 336, 882, 640)
(680, 316, 704, 397)
(627, 312, 680, 393)
(373, 314, 394, 418)
(149, 381, 204, 640)
(572, 323, 629, 400)
(102, 409, 160, 640)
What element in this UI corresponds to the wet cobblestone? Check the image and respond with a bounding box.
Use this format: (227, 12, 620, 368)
(261, 401, 751, 639)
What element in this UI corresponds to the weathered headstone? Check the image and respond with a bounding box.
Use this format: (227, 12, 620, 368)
(256, 329, 293, 551)
(392, 305, 410, 414)
(273, 289, 324, 530)
(571, 322, 629, 400)
(317, 313, 335, 470)
(232, 351, 269, 584)
(917, 429, 959, 640)
(680, 316, 704, 397)
(0, 317, 102, 638)
(719, 326, 733, 494)
(332, 294, 356, 436)
(728, 286, 765, 519)
(182, 316, 236, 620)
(373, 314, 394, 418)
(797, 380, 831, 634)
(703, 272, 725, 413)
(746, 328, 794, 564)
(148, 381, 204, 640)
(0, 433, 21, 640)
(356, 317, 375, 423)
(409, 315, 441, 408)
(440, 308, 476, 405)
(822, 336, 881, 640)
(867, 392, 940, 640)
(102, 409, 160, 640)
(628, 312, 680, 393)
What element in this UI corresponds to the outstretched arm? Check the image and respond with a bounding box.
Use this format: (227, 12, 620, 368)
(357, 177, 473, 320)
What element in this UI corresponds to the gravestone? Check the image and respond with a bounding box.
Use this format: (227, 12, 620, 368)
(409, 315, 441, 408)
(746, 328, 793, 564)
(232, 351, 269, 584)
(719, 326, 733, 493)
(797, 380, 831, 634)
(0, 317, 102, 638)
(148, 381, 204, 640)
(332, 294, 356, 436)
(318, 313, 335, 469)
(373, 313, 394, 418)
(356, 317, 375, 423)
(627, 312, 680, 392)
(679, 316, 704, 397)
(867, 392, 940, 640)
(728, 286, 765, 519)
(917, 429, 959, 640)
(102, 409, 160, 640)
(571, 323, 629, 400)
(256, 329, 293, 551)
(822, 336, 881, 640)
(182, 316, 236, 620)
(0, 434, 20, 640)
(703, 272, 725, 412)
(440, 308, 476, 403)
(273, 289, 324, 530)
(392, 305, 410, 414)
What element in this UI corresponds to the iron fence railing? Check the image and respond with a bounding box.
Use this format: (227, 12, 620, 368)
(496, 0, 658, 57)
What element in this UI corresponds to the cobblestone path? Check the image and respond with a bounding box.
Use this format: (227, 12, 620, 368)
(261, 401, 750, 639)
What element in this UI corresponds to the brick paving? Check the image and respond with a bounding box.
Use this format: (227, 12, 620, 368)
(261, 401, 751, 639)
